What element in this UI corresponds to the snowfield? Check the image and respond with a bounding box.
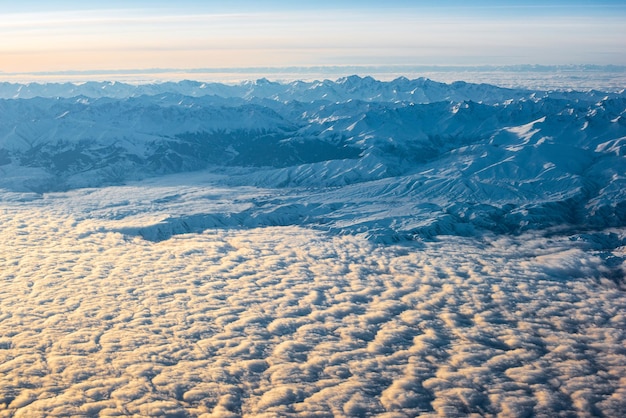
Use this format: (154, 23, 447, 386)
(0, 76, 625, 417)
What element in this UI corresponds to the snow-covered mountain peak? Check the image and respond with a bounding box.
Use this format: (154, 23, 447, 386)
(0, 76, 624, 245)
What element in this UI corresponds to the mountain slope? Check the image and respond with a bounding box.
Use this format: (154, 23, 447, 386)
(0, 76, 624, 247)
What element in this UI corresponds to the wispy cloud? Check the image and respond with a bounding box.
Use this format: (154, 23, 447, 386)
(1, 4, 625, 72)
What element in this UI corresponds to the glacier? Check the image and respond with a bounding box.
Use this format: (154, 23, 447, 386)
(0, 76, 625, 416)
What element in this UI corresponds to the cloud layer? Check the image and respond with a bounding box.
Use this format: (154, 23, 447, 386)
(0, 190, 624, 416)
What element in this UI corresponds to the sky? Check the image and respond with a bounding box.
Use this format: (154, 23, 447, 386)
(1, 0, 625, 75)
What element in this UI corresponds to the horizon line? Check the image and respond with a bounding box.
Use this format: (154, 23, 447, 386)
(2, 63, 626, 77)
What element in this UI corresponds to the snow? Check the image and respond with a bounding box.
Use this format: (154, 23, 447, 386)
(0, 75, 625, 416)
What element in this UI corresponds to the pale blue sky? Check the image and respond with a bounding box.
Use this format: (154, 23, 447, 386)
(1, 1, 625, 73)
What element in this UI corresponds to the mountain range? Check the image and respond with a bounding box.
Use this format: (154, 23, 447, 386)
(0, 76, 624, 250)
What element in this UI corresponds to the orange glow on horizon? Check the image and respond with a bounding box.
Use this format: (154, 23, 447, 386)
(1, 6, 625, 75)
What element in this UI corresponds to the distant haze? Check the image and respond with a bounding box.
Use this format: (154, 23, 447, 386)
(1, 0, 625, 76)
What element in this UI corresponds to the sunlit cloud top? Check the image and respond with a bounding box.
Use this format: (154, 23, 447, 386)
(1, 0, 625, 74)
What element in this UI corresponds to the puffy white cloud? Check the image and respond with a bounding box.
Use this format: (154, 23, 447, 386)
(0, 190, 625, 416)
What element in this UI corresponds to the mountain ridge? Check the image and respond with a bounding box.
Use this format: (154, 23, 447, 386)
(0, 76, 624, 246)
